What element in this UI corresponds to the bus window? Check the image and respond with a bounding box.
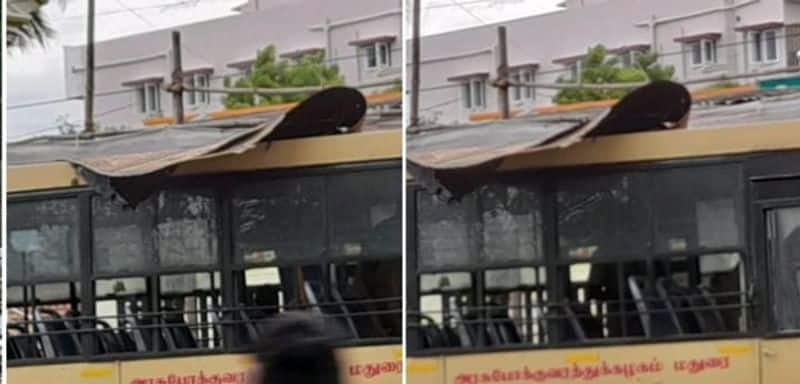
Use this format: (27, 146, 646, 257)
(484, 267, 546, 345)
(9, 199, 80, 283)
(651, 252, 745, 335)
(558, 261, 649, 341)
(557, 173, 650, 260)
(157, 190, 218, 268)
(330, 260, 402, 339)
(767, 206, 800, 331)
(95, 277, 149, 353)
(416, 272, 473, 349)
(7, 282, 82, 359)
(93, 197, 156, 275)
(233, 177, 326, 266)
(328, 169, 402, 260)
(479, 185, 544, 264)
(8, 199, 82, 360)
(417, 193, 478, 271)
(159, 272, 221, 350)
(653, 165, 742, 253)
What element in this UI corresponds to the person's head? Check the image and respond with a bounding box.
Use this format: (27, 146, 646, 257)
(249, 312, 340, 384)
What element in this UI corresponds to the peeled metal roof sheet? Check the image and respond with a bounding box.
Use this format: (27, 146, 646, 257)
(408, 81, 692, 198)
(10, 87, 368, 205)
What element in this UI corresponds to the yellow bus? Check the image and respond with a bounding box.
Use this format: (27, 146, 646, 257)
(6, 89, 403, 384)
(406, 83, 800, 384)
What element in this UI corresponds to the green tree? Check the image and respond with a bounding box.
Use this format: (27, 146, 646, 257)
(224, 45, 345, 109)
(554, 45, 675, 104)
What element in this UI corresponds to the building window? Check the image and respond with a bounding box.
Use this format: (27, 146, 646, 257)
(566, 62, 581, 82)
(618, 51, 643, 68)
(364, 42, 391, 69)
(186, 73, 211, 106)
(690, 39, 718, 66)
(523, 70, 534, 100)
(752, 30, 779, 63)
(137, 82, 161, 114)
(511, 69, 535, 102)
(461, 78, 486, 110)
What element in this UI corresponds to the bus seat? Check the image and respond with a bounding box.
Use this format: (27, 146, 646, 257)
(569, 302, 603, 339)
(305, 281, 358, 339)
(441, 323, 462, 347)
(562, 304, 588, 341)
(124, 305, 167, 352)
(656, 278, 696, 331)
(116, 329, 139, 352)
(161, 307, 198, 350)
(449, 298, 475, 347)
(656, 278, 703, 333)
(486, 304, 521, 344)
(628, 277, 682, 337)
(8, 325, 41, 359)
(692, 286, 727, 333)
(7, 337, 22, 360)
(35, 308, 82, 357)
(409, 314, 445, 349)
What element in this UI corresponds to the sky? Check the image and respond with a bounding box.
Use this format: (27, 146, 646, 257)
(8, 0, 563, 140)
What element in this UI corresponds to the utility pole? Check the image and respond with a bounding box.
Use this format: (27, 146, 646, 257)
(409, 0, 421, 128)
(170, 30, 185, 124)
(496, 26, 510, 120)
(84, 0, 96, 134)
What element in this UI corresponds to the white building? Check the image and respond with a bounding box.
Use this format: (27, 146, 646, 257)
(63, 0, 402, 129)
(413, 0, 800, 125)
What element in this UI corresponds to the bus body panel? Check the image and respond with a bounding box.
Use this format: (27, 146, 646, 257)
(9, 362, 119, 384)
(9, 344, 402, 384)
(760, 338, 800, 384)
(409, 338, 771, 384)
(406, 357, 447, 384)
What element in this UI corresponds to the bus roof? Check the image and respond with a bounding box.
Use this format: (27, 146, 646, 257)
(408, 88, 800, 195)
(9, 129, 401, 194)
(9, 88, 401, 196)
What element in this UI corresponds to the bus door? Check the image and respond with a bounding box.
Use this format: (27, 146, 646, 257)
(756, 177, 800, 384)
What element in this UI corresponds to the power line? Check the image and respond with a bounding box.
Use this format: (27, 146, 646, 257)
(209, 47, 403, 81)
(48, 0, 234, 22)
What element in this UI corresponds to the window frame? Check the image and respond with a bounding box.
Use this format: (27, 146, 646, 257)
(186, 72, 211, 106)
(363, 41, 392, 70)
(137, 82, 162, 115)
(750, 29, 780, 64)
(461, 77, 487, 111)
(7, 159, 403, 364)
(510, 68, 535, 103)
(689, 38, 719, 67)
(409, 156, 762, 356)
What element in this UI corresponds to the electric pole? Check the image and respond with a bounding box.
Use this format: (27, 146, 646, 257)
(410, 0, 421, 128)
(497, 25, 510, 120)
(170, 30, 185, 124)
(84, 0, 96, 134)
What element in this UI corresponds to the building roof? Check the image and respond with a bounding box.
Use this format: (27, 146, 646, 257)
(607, 43, 650, 55)
(552, 53, 586, 65)
(279, 47, 325, 60)
(508, 62, 540, 71)
(734, 21, 785, 32)
(348, 35, 397, 46)
(446, 72, 490, 82)
(121, 76, 165, 87)
(673, 32, 722, 43)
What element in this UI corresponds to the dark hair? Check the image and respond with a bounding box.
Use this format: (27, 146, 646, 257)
(251, 312, 340, 384)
